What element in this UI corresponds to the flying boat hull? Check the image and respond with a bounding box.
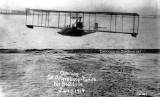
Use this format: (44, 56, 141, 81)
(58, 26, 95, 36)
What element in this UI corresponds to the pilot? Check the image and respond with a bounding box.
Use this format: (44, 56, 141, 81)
(72, 24, 76, 30)
(76, 22, 83, 29)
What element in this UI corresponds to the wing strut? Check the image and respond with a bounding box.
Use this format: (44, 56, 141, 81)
(48, 12, 50, 26)
(25, 9, 27, 25)
(82, 13, 84, 23)
(32, 11, 34, 25)
(122, 15, 123, 32)
(95, 14, 96, 23)
(41, 12, 43, 26)
(45, 12, 47, 26)
(89, 14, 90, 30)
(115, 15, 117, 32)
(58, 12, 60, 28)
(110, 15, 112, 31)
(65, 12, 66, 26)
(38, 11, 39, 25)
(137, 16, 139, 34)
(70, 13, 71, 26)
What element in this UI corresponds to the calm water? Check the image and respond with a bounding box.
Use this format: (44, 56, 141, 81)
(0, 53, 159, 97)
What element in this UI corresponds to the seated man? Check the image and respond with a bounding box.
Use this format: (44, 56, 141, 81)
(76, 22, 83, 29)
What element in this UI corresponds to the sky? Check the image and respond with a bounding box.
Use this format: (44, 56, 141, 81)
(0, 0, 158, 14)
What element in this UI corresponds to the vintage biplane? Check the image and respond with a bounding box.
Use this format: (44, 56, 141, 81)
(25, 8, 139, 37)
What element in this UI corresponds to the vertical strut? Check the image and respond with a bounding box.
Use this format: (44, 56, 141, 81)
(110, 15, 112, 31)
(45, 12, 47, 26)
(133, 15, 135, 33)
(76, 13, 78, 27)
(25, 9, 28, 25)
(83, 13, 84, 22)
(48, 12, 49, 26)
(89, 14, 90, 30)
(137, 16, 139, 34)
(95, 14, 97, 31)
(95, 14, 96, 23)
(70, 13, 71, 26)
(38, 12, 39, 25)
(58, 12, 60, 28)
(115, 15, 117, 31)
(65, 12, 66, 26)
(41, 12, 43, 26)
(122, 15, 123, 32)
(32, 11, 34, 25)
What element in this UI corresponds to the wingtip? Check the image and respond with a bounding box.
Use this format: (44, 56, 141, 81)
(26, 25, 33, 29)
(131, 33, 138, 38)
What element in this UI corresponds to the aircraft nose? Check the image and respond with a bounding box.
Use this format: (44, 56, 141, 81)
(57, 31, 63, 35)
(57, 31, 66, 36)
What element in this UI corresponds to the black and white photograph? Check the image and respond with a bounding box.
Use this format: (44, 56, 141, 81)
(0, 0, 159, 97)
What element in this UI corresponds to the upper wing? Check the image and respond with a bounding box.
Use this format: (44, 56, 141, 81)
(25, 8, 139, 37)
(25, 8, 64, 29)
